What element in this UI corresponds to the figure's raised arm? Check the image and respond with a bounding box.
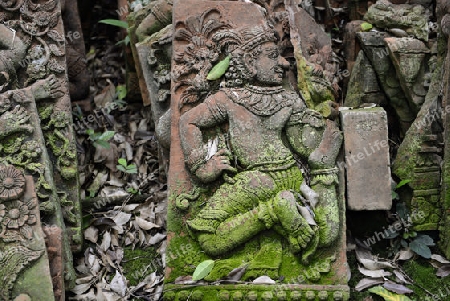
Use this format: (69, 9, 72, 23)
(285, 107, 326, 160)
(179, 93, 236, 182)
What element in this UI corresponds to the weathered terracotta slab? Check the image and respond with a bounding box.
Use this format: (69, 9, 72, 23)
(0, 173, 54, 301)
(166, 1, 349, 299)
(340, 108, 392, 211)
(0, 0, 81, 296)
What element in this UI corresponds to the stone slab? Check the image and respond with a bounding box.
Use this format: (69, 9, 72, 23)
(1, 174, 55, 301)
(0, 0, 81, 294)
(340, 107, 392, 211)
(166, 1, 349, 300)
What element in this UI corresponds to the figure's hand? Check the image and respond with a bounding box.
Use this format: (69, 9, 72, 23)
(0, 105, 33, 138)
(195, 149, 237, 183)
(308, 120, 342, 169)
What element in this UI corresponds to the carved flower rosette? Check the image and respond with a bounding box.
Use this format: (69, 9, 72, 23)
(0, 165, 25, 202)
(0, 165, 36, 242)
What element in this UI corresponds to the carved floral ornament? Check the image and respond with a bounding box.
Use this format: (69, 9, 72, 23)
(0, 165, 37, 241)
(0, 165, 25, 202)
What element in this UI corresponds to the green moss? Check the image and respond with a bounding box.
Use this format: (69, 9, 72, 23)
(403, 258, 450, 300)
(123, 246, 162, 286)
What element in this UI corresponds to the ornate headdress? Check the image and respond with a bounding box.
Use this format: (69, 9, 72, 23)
(212, 23, 278, 54)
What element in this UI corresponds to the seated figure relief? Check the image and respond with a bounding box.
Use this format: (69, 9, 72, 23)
(173, 8, 343, 280)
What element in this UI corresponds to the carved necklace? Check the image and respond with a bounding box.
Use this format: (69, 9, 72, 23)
(223, 85, 296, 116)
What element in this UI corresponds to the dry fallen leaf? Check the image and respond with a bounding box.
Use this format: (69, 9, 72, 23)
(383, 280, 413, 295)
(84, 226, 99, 244)
(135, 216, 160, 230)
(358, 266, 392, 278)
(174, 275, 196, 285)
(226, 265, 248, 281)
(393, 270, 411, 285)
(110, 270, 127, 297)
(253, 276, 276, 284)
(356, 247, 394, 270)
(355, 277, 385, 292)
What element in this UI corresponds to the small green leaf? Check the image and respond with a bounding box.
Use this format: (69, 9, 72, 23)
(392, 190, 399, 200)
(99, 19, 129, 29)
(116, 85, 127, 100)
(368, 286, 412, 301)
(409, 239, 432, 258)
(361, 22, 373, 32)
(126, 164, 138, 174)
(396, 179, 411, 189)
(192, 260, 215, 281)
(207, 56, 230, 80)
(118, 158, 127, 167)
(99, 130, 115, 141)
(117, 165, 127, 173)
(414, 234, 435, 246)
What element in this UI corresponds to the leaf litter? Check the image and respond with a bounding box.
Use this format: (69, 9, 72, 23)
(70, 3, 167, 300)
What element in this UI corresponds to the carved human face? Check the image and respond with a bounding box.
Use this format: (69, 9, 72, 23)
(252, 42, 289, 85)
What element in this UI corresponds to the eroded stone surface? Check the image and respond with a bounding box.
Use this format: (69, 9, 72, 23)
(438, 0, 450, 258)
(0, 173, 54, 301)
(385, 37, 430, 112)
(364, 0, 430, 41)
(340, 108, 392, 211)
(344, 50, 387, 108)
(166, 0, 348, 299)
(0, 0, 81, 295)
(357, 31, 416, 134)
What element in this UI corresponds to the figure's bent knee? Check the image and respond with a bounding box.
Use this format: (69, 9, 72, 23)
(197, 233, 231, 257)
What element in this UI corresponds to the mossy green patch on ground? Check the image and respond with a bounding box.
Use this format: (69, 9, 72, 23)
(123, 246, 162, 286)
(403, 258, 450, 300)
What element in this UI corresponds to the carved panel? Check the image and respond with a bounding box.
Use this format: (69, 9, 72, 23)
(0, 0, 81, 295)
(165, 0, 349, 299)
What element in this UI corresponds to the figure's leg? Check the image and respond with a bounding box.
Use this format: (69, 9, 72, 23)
(197, 208, 267, 256)
(312, 182, 340, 247)
(270, 190, 315, 254)
(189, 170, 277, 256)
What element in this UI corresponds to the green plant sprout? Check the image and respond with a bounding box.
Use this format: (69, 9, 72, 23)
(99, 19, 130, 45)
(117, 158, 138, 174)
(113, 84, 127, 108)
(86, 129, 115, 149)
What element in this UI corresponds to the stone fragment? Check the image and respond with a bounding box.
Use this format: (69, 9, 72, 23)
(44, 225, 64, 301)
(437, 0, 450, 259)
(364, 0, 430, 41)
(343, 21, 364, 77)
(344, 50, 387, 108)
(0, 0, 81, 295)
(385, 37, 430, 112)
(1, 174, 55, 301)
(286, 3, 338, 117)
(61, 0, 90, 101)
(340, 108, 392, 211)
(357, 31, 416, 133)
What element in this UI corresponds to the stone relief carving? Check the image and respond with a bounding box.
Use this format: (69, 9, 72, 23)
(164, 1, 348, 299)
(0, 0, 81, 297)
(0, 166, 53, 300)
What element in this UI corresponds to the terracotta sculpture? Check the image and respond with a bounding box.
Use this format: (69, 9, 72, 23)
(178, 23, 342, 264)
